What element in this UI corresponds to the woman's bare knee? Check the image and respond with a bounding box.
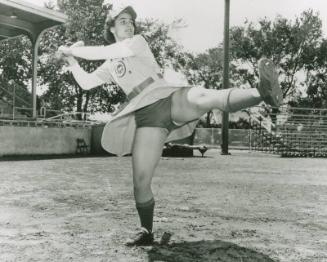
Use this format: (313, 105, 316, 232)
(134, 173, 151, 188)
(186, 87, 213, 111)
(133, 173, 152, 200)
(134, 183, 151, 194)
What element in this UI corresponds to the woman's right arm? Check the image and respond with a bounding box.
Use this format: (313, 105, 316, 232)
(69, 35, 148, 61)
(67, 58, 113, 90)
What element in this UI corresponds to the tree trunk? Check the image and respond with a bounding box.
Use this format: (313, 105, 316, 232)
(206, 111, 212, 127)
(76, 92, 83, 120)
(83, 92, 90, 120)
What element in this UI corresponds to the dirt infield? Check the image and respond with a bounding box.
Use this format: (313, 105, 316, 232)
(0, 150, 326, 262)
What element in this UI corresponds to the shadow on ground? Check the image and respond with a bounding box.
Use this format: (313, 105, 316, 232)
(147, 239, 276, 262)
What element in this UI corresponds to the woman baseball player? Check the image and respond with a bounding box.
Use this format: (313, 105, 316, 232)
(58, 3, 283, 246)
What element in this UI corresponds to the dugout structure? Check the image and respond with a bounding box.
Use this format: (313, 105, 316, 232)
(0, 0, 67, 119)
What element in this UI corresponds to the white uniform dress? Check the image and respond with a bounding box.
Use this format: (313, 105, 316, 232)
(68, 34, 198, 156)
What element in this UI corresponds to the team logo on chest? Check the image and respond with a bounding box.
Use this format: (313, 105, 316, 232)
(114, 60, 127, 78)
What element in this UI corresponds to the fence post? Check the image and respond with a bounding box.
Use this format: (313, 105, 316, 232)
(12, 83, 16, 120)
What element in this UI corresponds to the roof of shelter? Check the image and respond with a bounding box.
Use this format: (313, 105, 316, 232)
(0, 0, 67, 41)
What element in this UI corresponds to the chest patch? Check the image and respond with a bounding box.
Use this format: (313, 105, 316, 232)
(114, 60, 127, 78)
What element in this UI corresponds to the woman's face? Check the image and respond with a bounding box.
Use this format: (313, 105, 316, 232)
(110, 12, 135, 41)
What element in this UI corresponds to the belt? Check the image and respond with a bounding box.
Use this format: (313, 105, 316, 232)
(127, 73, 163, 101)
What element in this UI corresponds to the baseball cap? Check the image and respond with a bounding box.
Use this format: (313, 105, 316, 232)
(103, 2, 137, 43)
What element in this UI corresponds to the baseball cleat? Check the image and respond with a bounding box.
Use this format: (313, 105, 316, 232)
(257, 58, 283, 107)
(125, 227, 154, 247)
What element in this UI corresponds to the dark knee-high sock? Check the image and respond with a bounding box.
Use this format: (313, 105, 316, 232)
(136, 198, 155, 233)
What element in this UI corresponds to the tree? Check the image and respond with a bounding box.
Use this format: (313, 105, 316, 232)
(0, 37, 32, 86)
(0, 36, 33, 111)
(178, 9, 327, 127)
(230, 10, 323, 101)
(297, 38, 327, 108)
(39, 0, 116, 116)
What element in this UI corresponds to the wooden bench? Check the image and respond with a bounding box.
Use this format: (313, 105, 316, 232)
(76, 138, 89, 154)
(164, 143, 213, 157)
(163, 128, 223, 157)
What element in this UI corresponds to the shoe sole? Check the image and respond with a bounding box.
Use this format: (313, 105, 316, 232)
(257, 58, 283, 107)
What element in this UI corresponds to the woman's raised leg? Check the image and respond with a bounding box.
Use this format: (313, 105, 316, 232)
(171, 86, 262, 124)
(171, 58, 282, 124)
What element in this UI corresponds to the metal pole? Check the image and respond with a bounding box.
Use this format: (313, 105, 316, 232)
(29, 26, 60, 119)
(31, 30, 46, 119)
(221, 0, 230, 155)
(32, 39, 38, 119)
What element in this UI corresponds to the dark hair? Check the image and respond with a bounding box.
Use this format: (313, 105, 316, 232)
(103, 14, 137, 44)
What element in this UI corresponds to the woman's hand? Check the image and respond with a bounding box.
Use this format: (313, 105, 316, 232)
(62, 55, 78, 66)
(54, 41, 85, 66)
(58, 45, 73, 56)
(53, 48, 74, 66)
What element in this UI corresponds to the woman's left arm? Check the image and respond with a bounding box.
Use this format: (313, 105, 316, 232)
(69, 35, 148, 61)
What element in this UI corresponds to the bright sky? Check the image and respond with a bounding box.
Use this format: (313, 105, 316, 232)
(26, 0, 327, 53)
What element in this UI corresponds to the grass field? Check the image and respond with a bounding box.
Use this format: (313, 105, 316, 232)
(0, 150, 326, 262)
